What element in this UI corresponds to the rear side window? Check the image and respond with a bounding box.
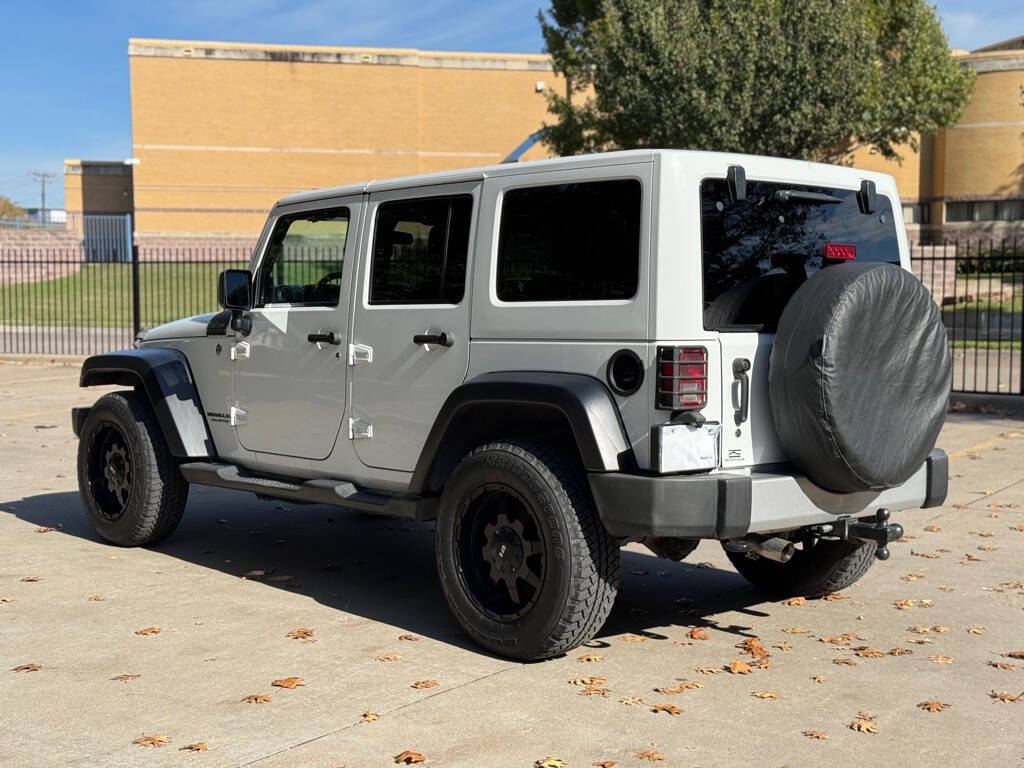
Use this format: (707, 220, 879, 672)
(701, 179, 900, 331)
(497, 179, 641, 302)
(369, 195, 472, 305)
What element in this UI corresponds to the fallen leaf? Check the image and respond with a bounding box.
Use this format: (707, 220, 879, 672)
(990, 661, 1015, 670)
(784, 597, 806, 606)
(911, 550, 940, 559)
(180, 742, 207, 752)
(133, 735, 169, 747)
(411, 679, 438, 689)
(902, 572, 925, 582)
(849, 718, 877, 734)
(135, 626, 161, 636)
(967, 626, 985, 635)
(622, 633, 646, 643)
(272, 677, 304, 689)
(917, 699, 949, 713)
(929, 655, 954, 665)
(111, 674, 140, 682)
(11, 663, 40, 673)
(803, 730, 828, 740)
(395, 750, 427, 764)
(924, 525, 941, 532)
(377, 654, 402, 662)
(569, 675, 607, 687)
(655, 680, 702, 694)
(695, 666, 720, 675)
(0, 597, 11, 603)
(893, 599, 916, 610)
(833, 658, 856, 666)
(20, 576, 39, 582)
(774, 642, 792, 652)
(88, 594, 104, 602)
(751, 690, 779, 699)
(932, 625, 950, 634)
(398, 634, 420, 642)
(854, 647, 885, 658)
(687, 627, 708, 641)
(889, 648, 913, 656)
(823, 593, 847, 601)
(286, 627, 314, 641)
(580, 684, 610, 697)
(990, 691, 1022, 703)
(728, 660, 751, 674)
(1004, 651, 1024, 660)
(820, 633, 859, 646)
(810, 675, 826, 683)
(650, 703, 682, 715)
(634, 750, 664, 762)
(782, 626, 812, 634)
(1012, 524, 1024, 533)
(362, 710, 379, 722)
(737, 638, 771, 660)
(619, 696, 644, 705)
(592, 761, 616, 768)
(240, 694, 271, 704)
(35, 526, 54, 533)
(578, 653, 604, 663)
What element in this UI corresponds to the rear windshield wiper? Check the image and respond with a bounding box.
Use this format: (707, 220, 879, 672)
(773, 189, 842, 205)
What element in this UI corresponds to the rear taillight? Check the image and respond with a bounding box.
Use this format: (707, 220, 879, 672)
(824, 242, 856, 260)
(656, 346, 707, 410)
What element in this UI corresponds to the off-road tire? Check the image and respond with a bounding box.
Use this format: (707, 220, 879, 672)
(435, 440, 619, 660)
(725, 538, 875, 598)
(77, 390, 188, 546)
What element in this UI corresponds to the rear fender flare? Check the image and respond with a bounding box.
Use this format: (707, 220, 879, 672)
(410, 371, 635, 494)
(78, 347, 214, 458)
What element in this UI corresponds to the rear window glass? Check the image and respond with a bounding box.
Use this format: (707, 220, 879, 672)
(497, 179, 641, 302)
(701, 179, 900, 331)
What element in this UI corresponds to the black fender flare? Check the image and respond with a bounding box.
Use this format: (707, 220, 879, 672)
(77, 347, 215, 458)
(410, 371, 635, 494)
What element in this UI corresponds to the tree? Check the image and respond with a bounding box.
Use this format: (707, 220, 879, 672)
(0, 196, 25, 219)
(539, 0, 974, 164)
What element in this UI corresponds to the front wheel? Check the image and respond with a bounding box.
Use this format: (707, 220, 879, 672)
(435, 440, 619, 660)
(77, 391, 189, 546)
(725, 537, 875, 598)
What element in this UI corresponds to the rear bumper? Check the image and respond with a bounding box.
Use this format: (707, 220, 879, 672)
(589, 449, 947, 539)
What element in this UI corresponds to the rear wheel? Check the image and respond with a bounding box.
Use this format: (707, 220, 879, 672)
(435, 440, 619, 660)
(725, 538, 875, 598)
(77, 391, 188, 546)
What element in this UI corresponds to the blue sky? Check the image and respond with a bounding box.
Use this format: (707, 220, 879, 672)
(1, 0, 1020, 209)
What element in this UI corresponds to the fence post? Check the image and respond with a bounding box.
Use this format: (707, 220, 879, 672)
(131, 244, 141, 339)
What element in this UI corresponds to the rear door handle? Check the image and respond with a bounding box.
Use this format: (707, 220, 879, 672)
(307, 332, 342, 346)
(413, 332, 453, 347)
(733, 358, 751, 426)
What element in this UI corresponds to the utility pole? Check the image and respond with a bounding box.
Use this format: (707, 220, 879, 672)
(30, 170, 56, 223)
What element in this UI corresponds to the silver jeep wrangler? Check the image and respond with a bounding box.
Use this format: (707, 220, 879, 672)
(73, 150, 951, 660)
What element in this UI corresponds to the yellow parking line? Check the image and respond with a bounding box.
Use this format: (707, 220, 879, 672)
(948, 431, 1022, 460)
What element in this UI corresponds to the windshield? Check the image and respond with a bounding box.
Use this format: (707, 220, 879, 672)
(701, 179, 900, 332)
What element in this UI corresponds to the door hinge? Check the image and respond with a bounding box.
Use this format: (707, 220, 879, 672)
(348, 417, 373, 439)
(230, 341, 251, 361)
(348, 343, 373, 366)
(229, 406, 248, 426)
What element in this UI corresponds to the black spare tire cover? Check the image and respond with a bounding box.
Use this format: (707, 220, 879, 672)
(769, 261, 951, 493)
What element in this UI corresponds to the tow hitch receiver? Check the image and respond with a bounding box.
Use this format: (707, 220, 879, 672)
(829, 509, 904, 561)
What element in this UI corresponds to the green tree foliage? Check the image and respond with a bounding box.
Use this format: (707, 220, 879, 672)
(539, 0, 974, 163)
(0, 196, 25, 219)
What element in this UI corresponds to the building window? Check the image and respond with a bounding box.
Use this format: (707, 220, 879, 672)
(902, 203, 931, 225)
(497, 179, 642, 302)
(945, 200, 1024, 223)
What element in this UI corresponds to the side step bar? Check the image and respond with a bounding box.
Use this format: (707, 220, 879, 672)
(179, 462, 437, 521)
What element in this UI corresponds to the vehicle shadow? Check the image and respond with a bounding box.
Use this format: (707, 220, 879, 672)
(3, 486, 775, 656)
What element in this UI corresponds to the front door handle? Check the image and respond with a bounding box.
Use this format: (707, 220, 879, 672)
(307, 332, 342, 346)
(413, 332, 454, 347)
(733, 358, 751, 426)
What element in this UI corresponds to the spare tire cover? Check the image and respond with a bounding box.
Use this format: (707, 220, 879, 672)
(769, 261, 951, 493)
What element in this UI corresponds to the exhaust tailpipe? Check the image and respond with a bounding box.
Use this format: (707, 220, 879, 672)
(751, 537, 795, 564)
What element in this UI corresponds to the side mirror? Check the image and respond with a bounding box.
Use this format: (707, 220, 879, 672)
(218, 269, 252, 311)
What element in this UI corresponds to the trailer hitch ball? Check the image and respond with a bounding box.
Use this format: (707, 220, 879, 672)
(833, 508, 903, 561)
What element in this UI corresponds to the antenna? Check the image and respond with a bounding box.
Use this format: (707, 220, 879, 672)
(30, 170, 57, 223)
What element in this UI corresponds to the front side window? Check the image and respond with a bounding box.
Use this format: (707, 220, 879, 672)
(369, 195, 472, 305)
(497, 179, 642, 302)
(701, 180, 900, 331)
(257, 208, 349, 306)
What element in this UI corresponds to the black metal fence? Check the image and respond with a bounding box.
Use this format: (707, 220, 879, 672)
(1, 240, 1022, 395)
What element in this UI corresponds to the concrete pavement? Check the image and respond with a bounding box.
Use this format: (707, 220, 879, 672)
(1, 358, 1023, 767)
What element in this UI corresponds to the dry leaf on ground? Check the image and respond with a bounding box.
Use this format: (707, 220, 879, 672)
(823, 593, 847, 601)
(535, 760, 564, 768)
(728, 660, 752, 674)
(35, 526, 54, 533)
(1004, 651, 1024, 659)
(774, 642, 791, 652)
(411, 679, 438, 689)
(580, 684, 610, 697)
(180, 742, 207, 752)
(88, 594, 104, 601)
(133, 735, 169, 747)
(362, 710, 379, 722)
(569, 675, 607, 687)
(738, 638, 771, 659)
(655, 680, 702, 694)
(20, 576, 40, 582)
(833, 658, 856, 666)
(619, 696, 644, 705)
(751, 690, 779, 699)
(687, 627, 708, 641)
(377, 654, 403, 662)
(855, 647, 885, 658)
(849, 718, 877, 734)
(932, 625, 950, 633)
(696, 666, 720, 675)
(990, 691, 1022, 703)
(804, 730, 828, 740)
(111, 674, 140, 682)
(811, 675, 826, 683)
(286, 628, 313, 640)
(784, 597, 806, 606)
(578, 653, 604, 663)
(917, 699, 949, 712)
(271, 677, 304, 688)
(651, 703, 682, 715)
(889, 648, 913, 656)
(592, 761, 616, 768)
(395, 751, 427, 764)
(622, 633, 646, 643)
(967, 626, 985, 635)
(11, 663, 40, 673)
(929, 655, 954, 665)
(990, 661, 1015, 670)
(135, 626, 161, 636)
(241, 694, 270, 704)
(782, 626, 812, 634)
(634, 750, 664, 762)
(398, 634, 420, 641)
